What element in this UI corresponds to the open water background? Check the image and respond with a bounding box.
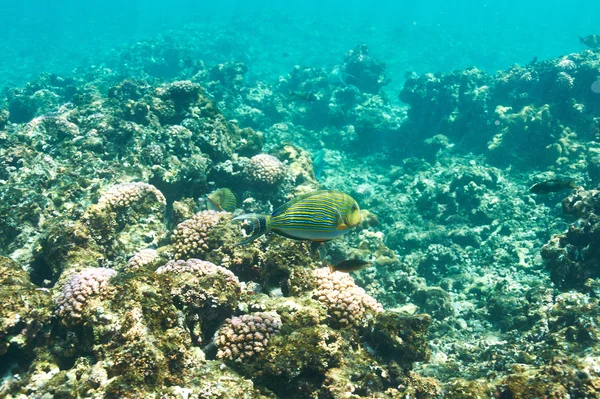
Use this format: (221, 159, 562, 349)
(1, 1, 598, 96)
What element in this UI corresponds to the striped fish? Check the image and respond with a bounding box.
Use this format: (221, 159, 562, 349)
(207, 188, 238, 212)
(232, 190, 361, 245)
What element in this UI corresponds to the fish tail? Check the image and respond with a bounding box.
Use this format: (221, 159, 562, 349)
(568, 180, 579, 189)
(232, 213, 270, 245)
(579, 37, 585, 43)
(328, 264, 335, 274)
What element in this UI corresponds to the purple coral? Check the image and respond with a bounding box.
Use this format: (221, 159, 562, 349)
(215, 312, 282, 362)
(313, 267, 383, 328)
(98, 182, 166, 210)
(127, 248, 158, 271)
(54, 268, 117, 322)
(171, 210, 228, 259)
(245, 154, 287, 186)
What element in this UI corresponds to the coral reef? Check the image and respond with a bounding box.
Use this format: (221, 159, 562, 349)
(399, 50, 600, 168)
(97, 182, 166, 211)
(342, 44, 391, 94)
(312, 267, 383, 328)
(126, 248, 159, 271)
(542, 188, 600, 287)
(0, 256, 52, 365)
(156, 258, 241, 343)
(244, 153, 288, 187)
(54, 267, 117, 323)
(4, 19, 600, 397)
(215, 312, 281, 362)
(171, 210, 231, 259)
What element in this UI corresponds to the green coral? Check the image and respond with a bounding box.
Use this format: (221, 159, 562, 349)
(0, 256, 52, 359)
(362, 311, 431, 368)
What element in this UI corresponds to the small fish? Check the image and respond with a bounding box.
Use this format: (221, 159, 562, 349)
(282, 52, 290, 58)
(328, 66, 357, 87)
(232, 190, 361, 245)
(289, 90, 318, 102)
(530, 179, 578, 194)
(312, 149, 326, 180)
(580, 35, 600, 48)
(328, 259, 372, 273)
(207, 188, 238, 212)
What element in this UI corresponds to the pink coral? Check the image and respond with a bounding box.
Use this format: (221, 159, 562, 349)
(313, 267, 383, 328)
(245, 154, 286, 186)
(215, 312, 282, 362)
(171, 210, 228, 259)
(54, 268, 117, 322)
(98, 182, 166, 210)
(127, 248, 158, 271)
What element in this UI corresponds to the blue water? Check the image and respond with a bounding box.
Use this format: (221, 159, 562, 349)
(1, 0, 597, 96)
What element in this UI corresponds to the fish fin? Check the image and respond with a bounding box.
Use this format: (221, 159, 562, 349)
(271, 228, 332, 242)
(232, 213, 270, 245)
(336, 222, 348, 230)
(568, 180, 577, 189)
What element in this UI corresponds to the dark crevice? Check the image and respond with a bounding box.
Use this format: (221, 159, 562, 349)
(29, 255, 53, 287)
(0, 346, 33, 379)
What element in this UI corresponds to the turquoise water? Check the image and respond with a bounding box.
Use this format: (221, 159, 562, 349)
(1, 1, 596, 93)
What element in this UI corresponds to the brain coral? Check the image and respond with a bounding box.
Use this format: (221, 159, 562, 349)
(313, 267, 383, 328)
(245, 154, 287, 186)
(98, 182, 166, 210)
(54, 268, 117, 323)
(171, 210, 230, 259)
(215, 312, 282, 362)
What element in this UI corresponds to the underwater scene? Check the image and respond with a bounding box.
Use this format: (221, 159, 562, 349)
(2, 0, 600, 397)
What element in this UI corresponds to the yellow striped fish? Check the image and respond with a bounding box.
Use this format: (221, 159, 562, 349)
(207, 188, 238, 212)
(232, 190, 361, 245)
